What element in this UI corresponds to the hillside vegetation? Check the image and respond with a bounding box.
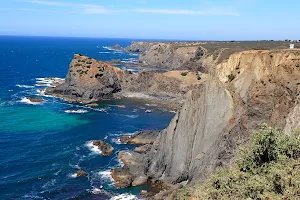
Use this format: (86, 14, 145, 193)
(176, 124, 300, 200)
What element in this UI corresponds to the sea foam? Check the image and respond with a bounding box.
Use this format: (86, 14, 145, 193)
(19, 97, 43, 105)
(65, 110, 88, 114)
(86, 141, 102, 155)
(16, 84, 34, 88)
(110, 194, 138, 200)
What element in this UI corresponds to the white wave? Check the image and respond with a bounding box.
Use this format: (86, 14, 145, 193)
(16, 84, 34, 88)
(110, 194, 138, 200)
(19, 97, 43, 105)
(170, 110, 177, 113)
(42, 179, 56, 189)
(23, 195, 44, 199)
(120, 114, 139, 119)
(99, 52, 111, 54)
(91, 187, 102, 194)
(35, 77, 64, 88)
(145, 110, 152, 113)
(86, 141, 102, 155)
(68, 173, 78, 178)
(102, 46, 113, 51)
(98, 170, 113, 182)
(65, 109, 88, 114)
(111, 138, 121, 144)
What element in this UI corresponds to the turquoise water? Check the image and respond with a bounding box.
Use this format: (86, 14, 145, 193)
(0, 36, 174, 199)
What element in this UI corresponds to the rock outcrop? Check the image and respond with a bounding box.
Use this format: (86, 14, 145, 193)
(45, 54, 122, 102)
(45, 54, 204, 104)
(139, 43, 205, 70)
(111, 150, 148, 187)
(125, 42, 157, 53)
(120, 130, 160, 145)
(92, 140, 114, 156)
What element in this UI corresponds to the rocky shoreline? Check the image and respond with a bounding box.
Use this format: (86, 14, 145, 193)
(44, 41, 300, 199)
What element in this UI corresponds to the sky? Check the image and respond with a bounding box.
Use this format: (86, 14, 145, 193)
(0, 0, 299, 40)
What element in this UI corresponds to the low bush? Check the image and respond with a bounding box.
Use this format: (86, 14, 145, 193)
(176, 124, 300, 200)
(181, 72, 188, 76)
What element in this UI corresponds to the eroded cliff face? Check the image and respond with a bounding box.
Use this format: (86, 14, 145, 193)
(147, 78, 234, 183)
(143, 49, 300, 186)
(139, 43, 205, 69)
(45, 54, 122, 102)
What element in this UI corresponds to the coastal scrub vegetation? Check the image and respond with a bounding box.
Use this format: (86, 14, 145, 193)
(181, 71, 188, 76)
(176, 124, 300, 200)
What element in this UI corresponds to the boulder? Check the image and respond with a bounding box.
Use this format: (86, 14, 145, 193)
(76, 170, 87, 177)
(27, 97, 44, 103)
(111, 150, 148, 188)
(92, 140, 114, 156)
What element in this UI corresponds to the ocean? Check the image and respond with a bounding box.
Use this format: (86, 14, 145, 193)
(0, 36, 174, 200)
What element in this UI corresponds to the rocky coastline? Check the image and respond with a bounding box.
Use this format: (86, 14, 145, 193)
(45, 42, 300, 199)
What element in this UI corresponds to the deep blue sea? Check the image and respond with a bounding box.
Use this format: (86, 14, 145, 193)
(0, 36, 174, 200)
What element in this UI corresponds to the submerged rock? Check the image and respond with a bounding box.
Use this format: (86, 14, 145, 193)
(92, 140, 114, 156)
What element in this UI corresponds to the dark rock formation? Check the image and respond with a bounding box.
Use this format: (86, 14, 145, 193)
(108, 44, 123, 51)
(120, 130, 160, 145)
(26, 97, 44, 103)
(92, 140, 114, 156)
(76, 170, 87, 177)
(45, 54, 122, 103)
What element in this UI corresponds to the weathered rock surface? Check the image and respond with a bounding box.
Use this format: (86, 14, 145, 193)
(134, 144, 152, 153)
(92, 140, 114, 156)
(111, 150, 148, 187)
(45, 54, 122, 102)
(139, 43, 205, 69)
(148, 78, 234, 183)
(145, 49, 300, 186)
(120, 130, 160, 145)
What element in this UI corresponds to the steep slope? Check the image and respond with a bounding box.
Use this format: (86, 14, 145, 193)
(45, 54, 122, 102)
(148, 78, 234, 183)
(143, 49, 300, 189)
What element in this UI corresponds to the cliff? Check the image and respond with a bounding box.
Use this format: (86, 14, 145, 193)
(125, 41, 292, 71)
(45, 54, 122, 102)
(111, 49, 300, 198)
(146, 49, 300, 186)
(45, 54, 204, 104)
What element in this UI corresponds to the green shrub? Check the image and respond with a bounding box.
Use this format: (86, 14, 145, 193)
(181, 72, 188, 76)
(176, 124, 300, 200)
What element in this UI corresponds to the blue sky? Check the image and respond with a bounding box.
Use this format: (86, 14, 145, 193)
(1, 0, 299, 40)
